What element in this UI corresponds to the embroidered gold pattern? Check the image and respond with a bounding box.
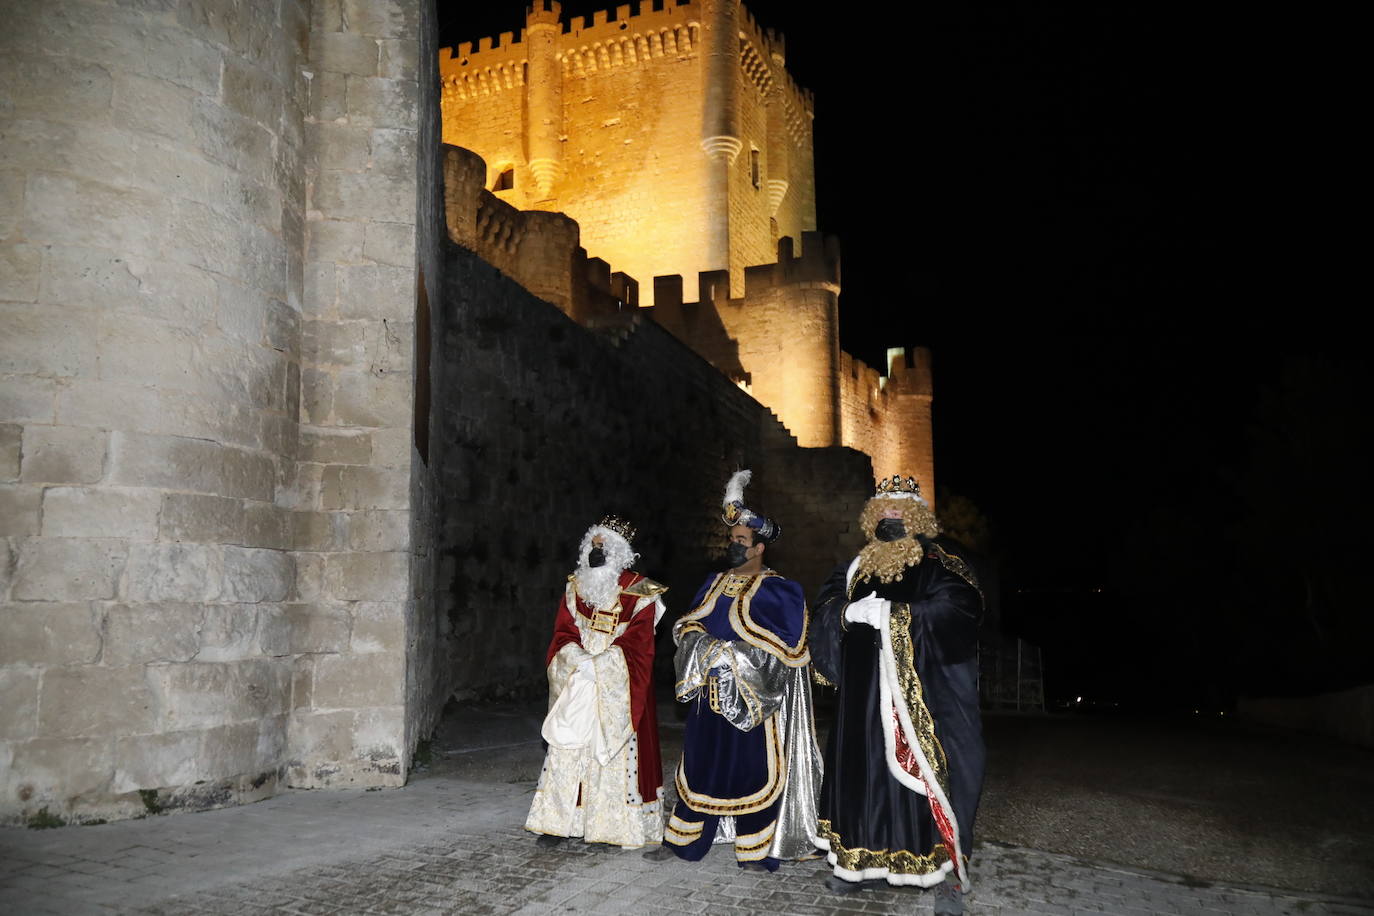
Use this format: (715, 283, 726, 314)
(811, 665, 835, 688)
(887, 603, 949, 788)
(817, 819, 950, 875)
(674, 716, 783, 814)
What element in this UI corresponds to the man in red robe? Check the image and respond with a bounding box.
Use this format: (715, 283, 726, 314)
(526, 515, 668, 848)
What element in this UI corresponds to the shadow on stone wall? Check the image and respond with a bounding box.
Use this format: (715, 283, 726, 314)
(431, 227, 874, 701)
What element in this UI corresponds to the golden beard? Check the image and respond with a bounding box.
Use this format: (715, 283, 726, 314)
(853, 497, 941, 585)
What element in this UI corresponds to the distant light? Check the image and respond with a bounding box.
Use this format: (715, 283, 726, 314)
(1075, 696, 1082, 704)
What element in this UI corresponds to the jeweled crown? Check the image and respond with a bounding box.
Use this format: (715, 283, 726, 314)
(875, 474, 923, 499)
(598, 514, 636, 542)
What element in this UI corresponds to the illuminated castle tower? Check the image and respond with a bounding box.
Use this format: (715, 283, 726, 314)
(440, 0, 935, 499)
(440, 0, 815, 304)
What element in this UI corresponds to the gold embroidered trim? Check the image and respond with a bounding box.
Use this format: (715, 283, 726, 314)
(817, 819, 950, 875)
(888, 603, 949, 789)
(623, 576, 668, 598)
(811, 665, 835, 689)
(928, 543, 983, 600)
(675, 716, 783, 815)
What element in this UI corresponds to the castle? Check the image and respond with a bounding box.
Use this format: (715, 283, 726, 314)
(439, 0, 936, 493)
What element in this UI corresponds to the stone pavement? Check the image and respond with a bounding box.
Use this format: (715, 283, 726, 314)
(2, 772, 1371, 916)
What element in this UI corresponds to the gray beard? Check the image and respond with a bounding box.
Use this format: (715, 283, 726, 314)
(574, 563, 623, 609)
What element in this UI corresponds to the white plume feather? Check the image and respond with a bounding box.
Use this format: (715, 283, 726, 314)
(723, 469, 752, 507)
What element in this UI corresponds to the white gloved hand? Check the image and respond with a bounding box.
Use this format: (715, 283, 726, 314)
(843, 592, 888, 629)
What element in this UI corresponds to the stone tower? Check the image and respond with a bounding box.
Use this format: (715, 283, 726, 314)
(439, 0, 817, 305)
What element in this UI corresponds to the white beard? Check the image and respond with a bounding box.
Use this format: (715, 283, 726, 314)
(574, 563, 624, 609)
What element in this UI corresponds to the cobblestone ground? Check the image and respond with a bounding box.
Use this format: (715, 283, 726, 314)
(2, 775, 1371, 916)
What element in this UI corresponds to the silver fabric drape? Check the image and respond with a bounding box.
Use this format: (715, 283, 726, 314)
(674, 630, 823, 860)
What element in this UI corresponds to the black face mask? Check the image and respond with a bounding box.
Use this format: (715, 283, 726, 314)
(725, 542, 752, 568)
(587, 546, 606, 568)
(874, 518, 907, 542)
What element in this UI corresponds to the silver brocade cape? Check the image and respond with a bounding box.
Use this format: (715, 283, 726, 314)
(674, 628, 823, 860)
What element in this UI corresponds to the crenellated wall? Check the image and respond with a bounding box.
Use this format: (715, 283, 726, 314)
(435, 150, 873, 699)
(439, 0, 816, 305)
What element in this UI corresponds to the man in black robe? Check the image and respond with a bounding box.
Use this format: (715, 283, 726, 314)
(810, 475, 984, 915)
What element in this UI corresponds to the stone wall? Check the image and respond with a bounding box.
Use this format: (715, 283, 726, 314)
(0, 0, 430, 825)
(436, 148, 872, 697)
(290, 0, 425, 790)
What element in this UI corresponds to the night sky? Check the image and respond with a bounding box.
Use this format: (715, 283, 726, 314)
(439, 3, 1368, 705)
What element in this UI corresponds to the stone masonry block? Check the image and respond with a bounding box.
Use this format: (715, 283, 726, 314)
(0, 172, 21, 243)
(320, 465, 408, 510)
(197, 605, 259, 662)
(306, 218, 367, 264)
(0, 376, 58, 424)
(0, 53, 113, 119)
(348, 600, 404, 653)
(324, 551, 409, 601)
(41, 487, 160, 539)
(345, 76, 418, 129)
(0, 485, 40, 537)
(0, 669, 40, 740)
(176, 0, 280, 72)
(345, 510, 409, 552)
(102, 603, 205, 666)
(298, 428, 371, 464)
(340, 0, 418, 39)
(308, 70, 348, 121)
(290, 511, 346, 552)
(159, 493, 245, 544)
(312, 31, 379, 76)
(367, 128, 419, 178)
(367, 426, 411, 469)
(113, 721, 260, 792)
(286, 709, 355, 763)
(302, 320, 365, 367)
(221, 55, 285, 130)
(0, 602, 102, 666)
(330, 369, 410, 429)
(20, 426, 106, 484)
(112, 71, 197, 143)
(154, 659, 289, 730)
(362, 222, 415, 268)
(23, 173, 167, 253)
(0, 425, 21, 481)
(336, 264, 413, 320)
(244, 502, 290, 550)
(110, 432, 275, 501)
(311, 650, 403, 709)
(122, 542, 217, 602)
(378, 38, 419, 81)
(0, 304, 100, 380)
(284, 603, 352, 654)
(40, 247, 218, 333)
(166, 197, 285, 301)
(220, 546, 293, 603)
(3, 737, 114, 806)
(0, 244, 41, 302)
(312, 171, 413, 224)
(39, 666, 156, 738)
(13, 537, 127, 601)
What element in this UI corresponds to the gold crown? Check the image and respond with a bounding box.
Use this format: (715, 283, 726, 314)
(598, 514, 636, 542)
(875, 474, 923, 499)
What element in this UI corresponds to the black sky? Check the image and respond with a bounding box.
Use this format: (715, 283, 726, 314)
(440, 3, 1368, 698)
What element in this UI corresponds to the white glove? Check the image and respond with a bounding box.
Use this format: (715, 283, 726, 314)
(843, 592, 888, 629)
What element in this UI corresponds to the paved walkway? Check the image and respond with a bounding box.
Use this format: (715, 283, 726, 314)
(3, 772, 1370, 916)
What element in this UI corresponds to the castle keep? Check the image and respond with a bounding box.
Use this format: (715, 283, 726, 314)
(441, 0, 935, 493)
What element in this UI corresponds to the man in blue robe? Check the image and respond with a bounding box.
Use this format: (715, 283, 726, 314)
(644, 470, 821, 871)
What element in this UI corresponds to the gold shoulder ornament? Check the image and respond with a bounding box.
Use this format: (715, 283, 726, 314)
(623, 576, 668, 598)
